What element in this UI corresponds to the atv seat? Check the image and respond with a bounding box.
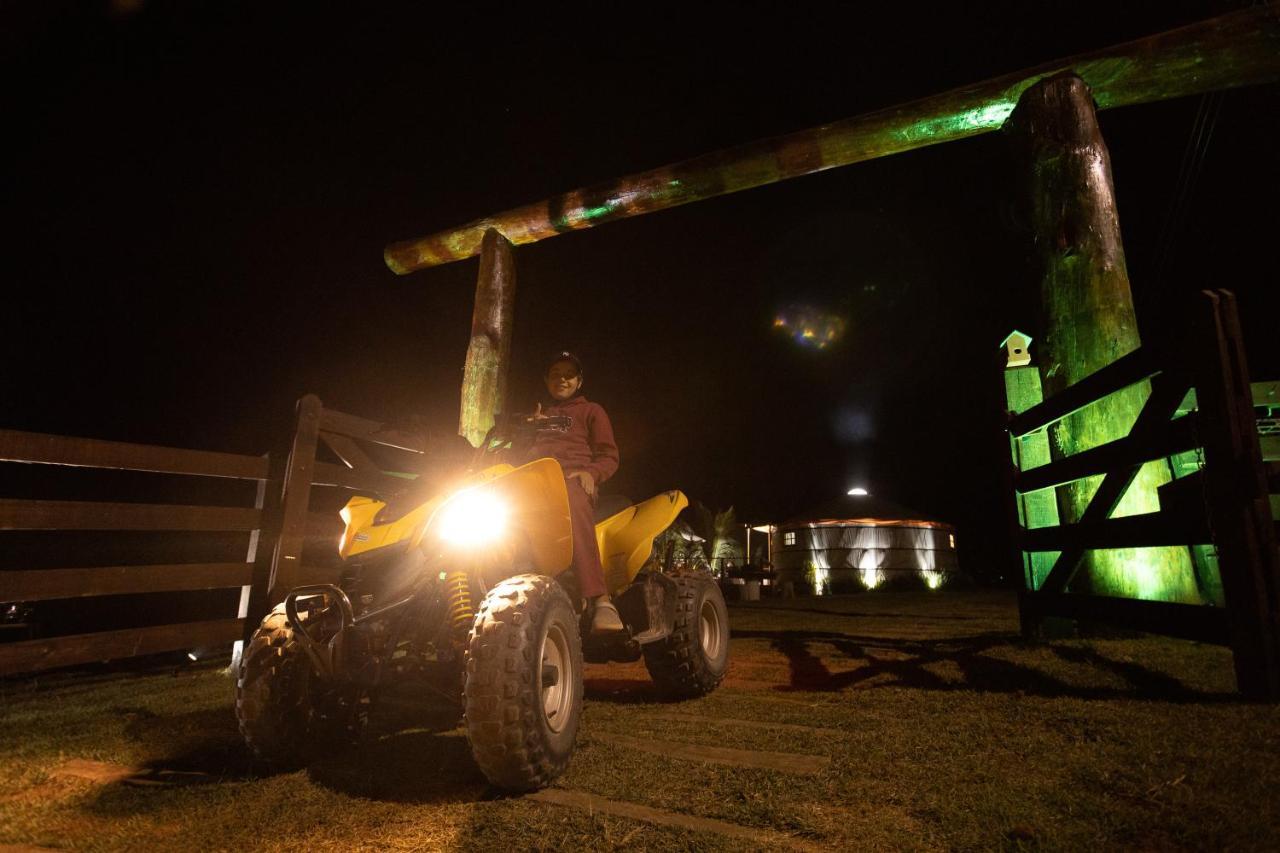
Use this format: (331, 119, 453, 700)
(593, 493, 632, 522)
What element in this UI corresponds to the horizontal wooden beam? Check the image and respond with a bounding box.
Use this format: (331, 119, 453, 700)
(385, 7, 1280, 273)
(1016, 413, 1199, 493)
(0, 618, 245, 676)
(0, 429, 268, 480)
(1023, 592, 1229, 645)
(1007, 348, 1161, 437)
(0, 499, 262, 532)
(318, 409, 425, 453)
(1019, 511, 1209, 552)
(0, 563, 252, 602)
(320, 432, 381, 473)
(311, 460, 410, 495)
(1175, 380, 1280, 416)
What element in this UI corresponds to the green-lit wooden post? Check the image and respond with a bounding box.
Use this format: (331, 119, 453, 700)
(459, 228, 516, 448)
(1005, 73, 1198, 603)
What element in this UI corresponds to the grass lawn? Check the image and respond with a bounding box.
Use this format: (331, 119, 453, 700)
(2, 589, 1278, 851)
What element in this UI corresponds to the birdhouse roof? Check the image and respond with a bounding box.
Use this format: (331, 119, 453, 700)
(999, 329, 1033, 349)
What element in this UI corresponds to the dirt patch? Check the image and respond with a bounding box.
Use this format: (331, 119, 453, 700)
(50, 759, 139, 785)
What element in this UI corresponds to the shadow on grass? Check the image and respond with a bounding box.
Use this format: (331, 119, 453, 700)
(82, 706, 267, 819)
(583, 677, 685, 706)
(307, 728, 492, 804)
(733, 629, 1239, 703)
(84, 684, 493, 813)
(118, 705, 260, 781)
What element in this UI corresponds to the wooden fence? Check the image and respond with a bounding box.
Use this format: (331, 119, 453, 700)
(0, 432, 271, 675)
(0, 396, 425, 677)
(1003, 290, 1280, 699)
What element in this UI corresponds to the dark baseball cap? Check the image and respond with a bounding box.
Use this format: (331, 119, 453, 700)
(545, 351, 583, 376)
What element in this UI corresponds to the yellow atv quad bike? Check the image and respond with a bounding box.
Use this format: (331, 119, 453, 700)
(235, 413, 730, 791)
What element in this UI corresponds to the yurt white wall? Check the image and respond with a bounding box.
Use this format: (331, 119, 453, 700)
(771, 522, 959, 591)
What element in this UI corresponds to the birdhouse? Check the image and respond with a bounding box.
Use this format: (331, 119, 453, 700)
(999, 330, 1033, 368)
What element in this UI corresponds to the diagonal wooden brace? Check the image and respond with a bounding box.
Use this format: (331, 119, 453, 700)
(1037, 369, 1192, 594)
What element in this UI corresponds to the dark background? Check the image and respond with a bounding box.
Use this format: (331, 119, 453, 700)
(4, 0, 1277, 584)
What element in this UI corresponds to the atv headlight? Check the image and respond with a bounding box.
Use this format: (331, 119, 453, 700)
(437, 489, 508, 547)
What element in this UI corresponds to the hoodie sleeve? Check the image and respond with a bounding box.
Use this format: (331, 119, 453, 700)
(584, 403, 620, 484)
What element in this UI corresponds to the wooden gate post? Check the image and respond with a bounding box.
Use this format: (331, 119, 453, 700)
(232, 454, 271, 661)
(1194, 290, 1280, 700)
(266, 394, 322, 606)
(1005, 72, 1194, 602)
(459, 228, 516, 448)
(241, 451, 285, 647)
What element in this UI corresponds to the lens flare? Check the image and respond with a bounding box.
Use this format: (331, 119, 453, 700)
(773, 306, 846, 350)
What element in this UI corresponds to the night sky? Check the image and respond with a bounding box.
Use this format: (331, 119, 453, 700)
(6, 0, 1278, 582)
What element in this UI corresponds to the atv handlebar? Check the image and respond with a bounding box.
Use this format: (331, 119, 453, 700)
(474, 412, 571, 460)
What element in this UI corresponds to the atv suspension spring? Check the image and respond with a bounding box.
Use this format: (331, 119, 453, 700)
(445, 572, 474, 632)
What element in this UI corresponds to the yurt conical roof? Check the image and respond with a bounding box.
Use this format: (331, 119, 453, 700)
(782, 494, 952, 529)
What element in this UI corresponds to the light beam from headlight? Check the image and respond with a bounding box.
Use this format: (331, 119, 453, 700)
(438, 489, 508, 547)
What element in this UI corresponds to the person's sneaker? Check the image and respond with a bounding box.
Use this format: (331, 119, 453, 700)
(590, 599, 625, 634)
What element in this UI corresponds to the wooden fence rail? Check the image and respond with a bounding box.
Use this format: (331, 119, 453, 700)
(0, 618, 245, 676)
(2, 564, 254, 602)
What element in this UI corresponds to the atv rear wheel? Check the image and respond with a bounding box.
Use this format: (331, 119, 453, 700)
(643, 575, 729, 698)
(464, 574, 583, 791)
(235, 603, 368, 765)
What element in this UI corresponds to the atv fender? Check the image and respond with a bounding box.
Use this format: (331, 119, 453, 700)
(596, 490, 689, 594)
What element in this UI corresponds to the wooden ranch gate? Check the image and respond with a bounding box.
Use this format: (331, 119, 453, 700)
(0, 396, 423, 677)
(1003, 290, 1280, 699)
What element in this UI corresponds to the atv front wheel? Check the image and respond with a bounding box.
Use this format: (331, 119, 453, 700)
(643, 575, 730, 698)
(464, 574, 583, 791)
(235, 603, 368, 765)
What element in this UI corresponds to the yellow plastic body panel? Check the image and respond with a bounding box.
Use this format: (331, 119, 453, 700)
(339, 464, 514, 559)
(488, 457, 572, 576)
(596, 490, 689, 595)
(340, 458, 682, 593)
(338, 459, 572, 577)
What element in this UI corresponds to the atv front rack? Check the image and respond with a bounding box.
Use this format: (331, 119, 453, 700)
(284, 585, 354, 679)
(285, 582, 425, 681)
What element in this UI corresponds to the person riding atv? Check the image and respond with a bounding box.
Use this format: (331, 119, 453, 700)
(517, 351, 625, 634)
(234, 356, 731, 791)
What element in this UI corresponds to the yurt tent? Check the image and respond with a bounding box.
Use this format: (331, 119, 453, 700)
(770, 493, 958, 593)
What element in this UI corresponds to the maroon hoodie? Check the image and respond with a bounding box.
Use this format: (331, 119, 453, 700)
(529, 394, 619, 485)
